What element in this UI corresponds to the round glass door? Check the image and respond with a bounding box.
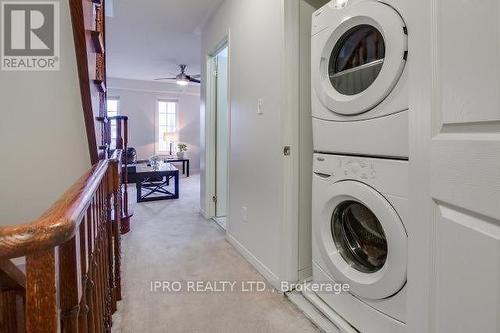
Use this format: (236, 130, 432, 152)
(329, 25, 385, 95)
(331, 201, 387, 273)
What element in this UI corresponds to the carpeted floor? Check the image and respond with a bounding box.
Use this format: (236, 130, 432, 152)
(112, 174, 319, 333)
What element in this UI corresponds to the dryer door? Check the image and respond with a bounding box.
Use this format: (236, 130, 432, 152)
(313, 1, 407, 116)
(316, 180, 407, 300)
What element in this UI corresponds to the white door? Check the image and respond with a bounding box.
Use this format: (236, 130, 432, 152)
(215, 47, 229, 218)
(408, 1, 500, 332)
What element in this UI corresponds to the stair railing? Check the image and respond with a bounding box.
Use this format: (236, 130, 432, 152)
(0, 150, 123, 333)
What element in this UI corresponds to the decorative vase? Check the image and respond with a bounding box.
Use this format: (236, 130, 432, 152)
(176, 152, 185, 159)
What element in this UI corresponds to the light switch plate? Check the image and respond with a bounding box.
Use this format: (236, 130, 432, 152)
(242, 206, 248, 222)
(257, 99, 264, 115)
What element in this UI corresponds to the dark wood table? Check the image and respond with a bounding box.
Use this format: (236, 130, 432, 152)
(135, 163, 179, 202)
(164, 158, 190, 177)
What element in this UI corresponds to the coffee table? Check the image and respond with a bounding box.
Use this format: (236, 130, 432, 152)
(135, 163, 179, 202)
(164, 158, 190, 177)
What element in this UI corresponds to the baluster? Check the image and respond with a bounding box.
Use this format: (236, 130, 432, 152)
(79, 217, 89, 333)
(94, 195, 104, 332)
(85, 208, 96, 333)
(59, 234, 83, 333)
(101, 184, 111, 329)
(0, 290, 18, 332)
(25, 249, 58, 333)
(110, 159, 122, 302)
(106, 171, 117, 314)
(99, 188, 108, 331)
(92, 196, 103, 333)
(121, 117, 130, 234)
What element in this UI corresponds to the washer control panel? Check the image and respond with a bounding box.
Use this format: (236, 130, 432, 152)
(314, 154, 377, 181)
(342, 159, 377, 180)
(314, 153, 409, 197)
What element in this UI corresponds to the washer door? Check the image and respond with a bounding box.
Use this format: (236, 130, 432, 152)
(314, 1, 407, 116)
(316, 181, 407, 300)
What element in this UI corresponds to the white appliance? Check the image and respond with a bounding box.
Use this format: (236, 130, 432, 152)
(311, 0, 408, 158)
(311, 153, 408, 333)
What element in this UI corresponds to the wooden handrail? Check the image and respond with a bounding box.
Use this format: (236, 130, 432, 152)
(0, 160, 108, 260)
(0, 151, 122, 261)
(0, 150, 123, 332)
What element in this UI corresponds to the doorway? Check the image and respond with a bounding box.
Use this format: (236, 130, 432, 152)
(210, 45, 229, 229)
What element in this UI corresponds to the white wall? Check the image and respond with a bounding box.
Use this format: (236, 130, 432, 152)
(201, 0, 287, 284)
(108, 78, 201, 172)
(0, 1, 91, 226)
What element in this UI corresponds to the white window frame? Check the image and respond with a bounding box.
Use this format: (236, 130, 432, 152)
(155, 98, 179, 154)
(107, 97, 120, 146)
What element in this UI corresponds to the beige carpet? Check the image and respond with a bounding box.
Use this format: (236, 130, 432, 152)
(112, 174, 319, 333)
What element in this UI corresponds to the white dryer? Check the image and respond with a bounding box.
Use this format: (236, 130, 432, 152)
(311, 153, 408, 333)
(312, 0, 408, 158)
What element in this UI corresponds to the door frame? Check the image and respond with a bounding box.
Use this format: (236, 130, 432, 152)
(204, 36, 231, 224)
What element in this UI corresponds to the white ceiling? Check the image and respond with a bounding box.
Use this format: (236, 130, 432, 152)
(106, 0, 223, 81)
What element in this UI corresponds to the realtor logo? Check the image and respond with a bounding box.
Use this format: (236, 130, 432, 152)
(1, 1, 60, 71)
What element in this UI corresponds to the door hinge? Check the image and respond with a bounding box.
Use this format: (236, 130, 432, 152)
(212, 195, 217, 203)
(283, 146, 291, 156)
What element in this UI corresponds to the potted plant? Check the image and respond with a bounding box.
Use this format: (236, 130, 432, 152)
(177, 143, 188, 159)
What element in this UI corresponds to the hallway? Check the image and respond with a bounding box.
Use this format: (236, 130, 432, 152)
(112, 175, 319, 333)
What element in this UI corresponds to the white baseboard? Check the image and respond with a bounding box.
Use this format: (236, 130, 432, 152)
(287, 290, 342, 333)
(200, 208, 211, 220)
(226, 233, 281, 290)
(299, 266, 313, 281)
(302, 285, 358, 333)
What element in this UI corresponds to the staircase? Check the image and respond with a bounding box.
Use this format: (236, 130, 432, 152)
(0, 151, 124, 333)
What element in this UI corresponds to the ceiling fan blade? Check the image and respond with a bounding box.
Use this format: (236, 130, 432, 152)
(190, 74, 201, 78)
(154, 77, 177, 81)
(189, 77, 201, 84)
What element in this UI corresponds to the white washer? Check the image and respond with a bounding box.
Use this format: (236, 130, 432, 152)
(312, 153, 408, 333)
(312, 0, 408, 158)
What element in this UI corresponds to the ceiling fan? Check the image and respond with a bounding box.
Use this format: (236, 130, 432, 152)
(155, 64, 201, 86)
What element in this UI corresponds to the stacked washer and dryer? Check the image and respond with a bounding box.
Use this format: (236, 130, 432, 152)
(310, 0, 409, 332)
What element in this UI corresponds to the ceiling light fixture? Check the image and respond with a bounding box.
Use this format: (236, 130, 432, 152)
(176, 76, 190, 86)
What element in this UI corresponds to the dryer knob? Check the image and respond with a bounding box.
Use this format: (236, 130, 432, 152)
(350, 162, 361, 174)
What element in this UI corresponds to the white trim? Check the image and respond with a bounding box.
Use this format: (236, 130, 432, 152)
(200, 208, 210, 220)
(279, 0, 301, 284)
(407, 0, 435, 331)
(287, 290, 350, 333)
(204, 34, 231, 221)
(226, 233, 281, 290)
(301, 286, 359, 333)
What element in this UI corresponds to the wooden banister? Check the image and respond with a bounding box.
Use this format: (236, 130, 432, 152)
(0, 150, 124, 333)
(0, 161, 108, 261)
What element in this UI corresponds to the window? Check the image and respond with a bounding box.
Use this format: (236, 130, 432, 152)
(157, 100, 178, 153)
(107, 98, 120, 143)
